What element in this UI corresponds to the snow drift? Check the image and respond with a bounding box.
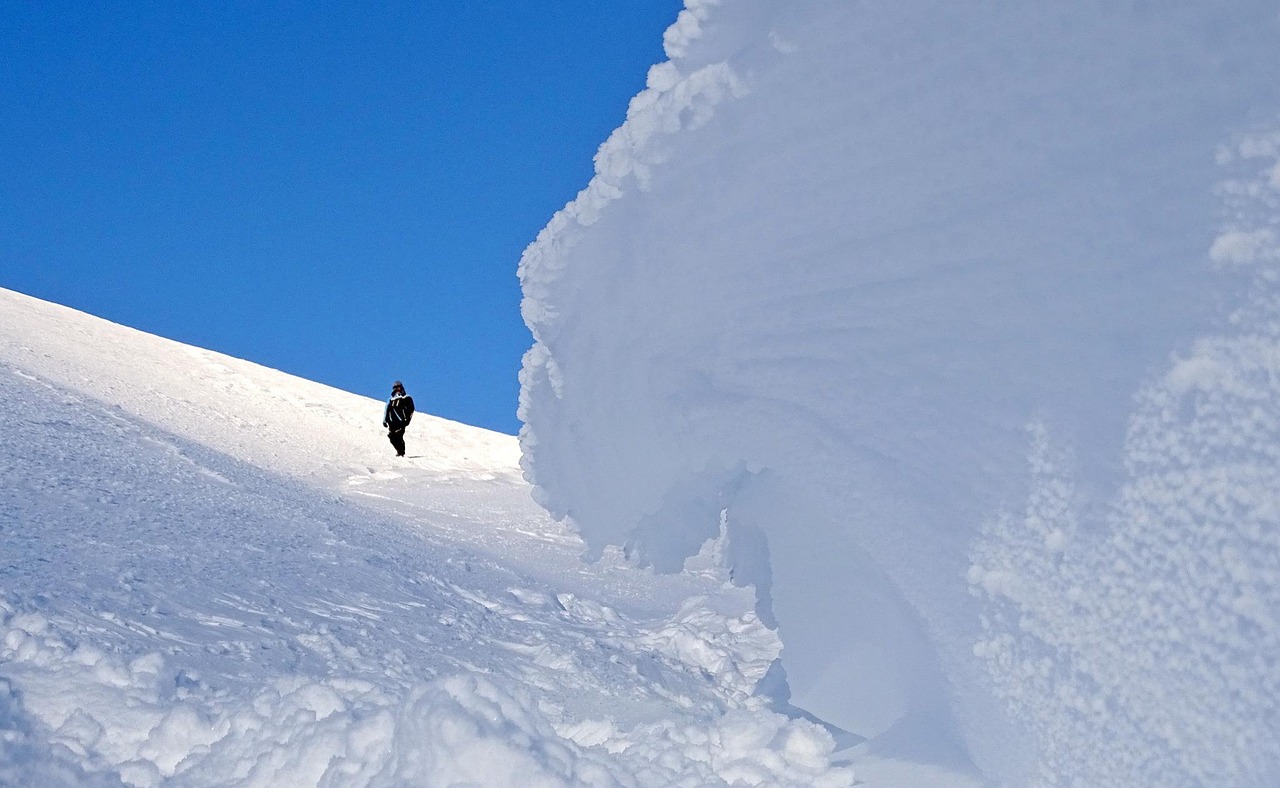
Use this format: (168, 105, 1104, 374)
(518, 1, 1280, 783)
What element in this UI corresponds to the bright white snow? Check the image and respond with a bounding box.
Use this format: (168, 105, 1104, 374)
(8, 2, 1280, 785)
(0, 288, 862, 786)
(518, 1, 1280, 785)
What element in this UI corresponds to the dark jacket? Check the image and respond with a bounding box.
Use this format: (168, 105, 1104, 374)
(384, 393, 415, 428)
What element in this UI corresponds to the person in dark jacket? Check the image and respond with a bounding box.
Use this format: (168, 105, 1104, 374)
(383, 380, 415, 456)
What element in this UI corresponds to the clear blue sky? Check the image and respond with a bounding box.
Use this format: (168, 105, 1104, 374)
(1, 1, 681, 434)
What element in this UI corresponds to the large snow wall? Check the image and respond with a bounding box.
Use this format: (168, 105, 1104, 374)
(518, 2, 1280, 784)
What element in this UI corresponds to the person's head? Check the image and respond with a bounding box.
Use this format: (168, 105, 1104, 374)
(392, 380, 405, 395)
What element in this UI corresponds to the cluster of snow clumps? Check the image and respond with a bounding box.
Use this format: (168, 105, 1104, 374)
(0, 599, 850, 787)
(971, 130, 1280, 786)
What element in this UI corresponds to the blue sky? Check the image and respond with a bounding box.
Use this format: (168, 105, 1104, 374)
(1, 1, 682, 434)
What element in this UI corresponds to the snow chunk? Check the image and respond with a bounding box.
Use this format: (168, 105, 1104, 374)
(373, 675, 603, 787)
(662, 1, 719, 59)
(1210, 229, 1277, 266)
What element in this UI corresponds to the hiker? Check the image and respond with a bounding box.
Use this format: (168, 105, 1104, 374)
(383, 380, 415, 456)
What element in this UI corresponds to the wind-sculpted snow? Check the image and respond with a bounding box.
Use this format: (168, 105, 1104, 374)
(518, 0, 1280, 782)
(971, 133, 1280, 786)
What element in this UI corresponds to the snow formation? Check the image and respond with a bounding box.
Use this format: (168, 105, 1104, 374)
(0, 287, 862, 786)
(518, 1, 1280, 784)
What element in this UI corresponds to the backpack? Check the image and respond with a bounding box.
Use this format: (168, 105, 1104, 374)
(387, 393, 415, 425)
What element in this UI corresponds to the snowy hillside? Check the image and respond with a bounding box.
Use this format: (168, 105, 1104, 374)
(518, 1, 1280, 785)
(0, 287, 874, 786)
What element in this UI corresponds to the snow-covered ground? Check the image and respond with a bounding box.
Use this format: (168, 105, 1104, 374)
(0, 287, 881, 786)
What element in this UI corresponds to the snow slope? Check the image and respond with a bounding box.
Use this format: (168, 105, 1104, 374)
(0, 286, 864, 786)
(518, 1, 1280, 785)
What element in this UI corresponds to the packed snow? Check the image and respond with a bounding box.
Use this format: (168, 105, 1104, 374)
(0, 287, 862, 786)
(518, 0, 1280, 785)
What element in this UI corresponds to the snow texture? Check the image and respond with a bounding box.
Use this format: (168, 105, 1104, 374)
(971, 133, 1280, 786)
(0, 287, 859, 786)
(518, 0, 1280, 783)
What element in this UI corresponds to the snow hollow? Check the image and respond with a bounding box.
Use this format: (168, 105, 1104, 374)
(518, 1, 1280, 785)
